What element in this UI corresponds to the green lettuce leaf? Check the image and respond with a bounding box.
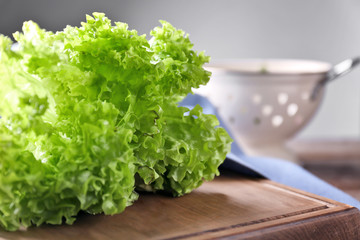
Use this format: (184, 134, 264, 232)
(0, 13, 232, 231)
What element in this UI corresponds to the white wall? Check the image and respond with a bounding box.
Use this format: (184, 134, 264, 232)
(1, 0, 359, 139)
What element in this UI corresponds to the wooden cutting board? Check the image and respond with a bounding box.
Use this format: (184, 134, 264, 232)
(1, 173, 359, 240)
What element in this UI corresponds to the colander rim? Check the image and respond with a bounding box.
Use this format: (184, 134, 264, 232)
(205, 58, 331, 76)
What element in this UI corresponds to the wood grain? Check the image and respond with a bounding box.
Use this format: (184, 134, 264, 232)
(0, 173, 358, 240)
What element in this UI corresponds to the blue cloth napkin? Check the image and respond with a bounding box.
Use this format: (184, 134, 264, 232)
(181, 94, 360, 209)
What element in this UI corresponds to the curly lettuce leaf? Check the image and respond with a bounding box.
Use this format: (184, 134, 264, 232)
(0, 29, 137, 231)
(0, 13, 232, 231)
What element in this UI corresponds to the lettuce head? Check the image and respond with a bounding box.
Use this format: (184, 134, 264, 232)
(0, 13, 232, 231)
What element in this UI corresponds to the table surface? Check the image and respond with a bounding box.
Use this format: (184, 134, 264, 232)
(0, 172, 359, 240)
(289, 139, 360, 200)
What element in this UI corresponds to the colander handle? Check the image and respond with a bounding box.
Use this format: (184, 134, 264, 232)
(311, 56, 360, 100)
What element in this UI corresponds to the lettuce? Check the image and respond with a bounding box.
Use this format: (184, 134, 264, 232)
(0, 13, 232, 231)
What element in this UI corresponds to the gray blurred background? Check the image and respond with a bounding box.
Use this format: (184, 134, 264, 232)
(1, 0, 359, 140)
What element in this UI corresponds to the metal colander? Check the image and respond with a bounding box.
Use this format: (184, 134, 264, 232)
(194, 58, 360, 162)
